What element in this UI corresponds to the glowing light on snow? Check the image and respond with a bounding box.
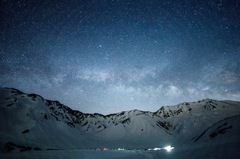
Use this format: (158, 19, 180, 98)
(163, 145, 174, 152)
(147, 148, 161, 151)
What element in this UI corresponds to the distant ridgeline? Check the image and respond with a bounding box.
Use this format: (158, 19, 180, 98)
(0, 87, 240, 152)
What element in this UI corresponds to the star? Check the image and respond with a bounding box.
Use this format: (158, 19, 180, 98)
(0, 0, 240, 114)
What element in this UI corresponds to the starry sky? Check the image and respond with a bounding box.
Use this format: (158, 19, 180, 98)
(1, 0, 240, 114)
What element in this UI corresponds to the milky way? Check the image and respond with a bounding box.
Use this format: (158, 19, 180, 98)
(1, 0, 240, 114)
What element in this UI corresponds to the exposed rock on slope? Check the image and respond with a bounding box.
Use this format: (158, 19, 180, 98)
(0, 87, 240, 152)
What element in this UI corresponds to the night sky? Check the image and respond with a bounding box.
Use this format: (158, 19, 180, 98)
(1, 0, 240, 114)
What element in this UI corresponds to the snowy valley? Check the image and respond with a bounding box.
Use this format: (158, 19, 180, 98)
(0, 87, 240, 159)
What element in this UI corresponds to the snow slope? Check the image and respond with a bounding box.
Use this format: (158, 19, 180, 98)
(0, 87, 240, 156)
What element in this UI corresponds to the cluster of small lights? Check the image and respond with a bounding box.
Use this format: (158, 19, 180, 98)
(96, 145, 174, 152)
(148, 145, 174, 152)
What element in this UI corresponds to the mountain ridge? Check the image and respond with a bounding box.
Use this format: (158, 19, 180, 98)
(2, 87, 239, 116)
(1, 87, 240, 152)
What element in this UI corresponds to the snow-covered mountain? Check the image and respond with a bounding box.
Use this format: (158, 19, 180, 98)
(1, 87, 240, 153)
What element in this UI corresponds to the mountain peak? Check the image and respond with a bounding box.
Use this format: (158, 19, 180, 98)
(0, 87, 240, 151)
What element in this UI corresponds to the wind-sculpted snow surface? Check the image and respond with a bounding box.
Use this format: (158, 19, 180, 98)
(0, 87, 240, 158)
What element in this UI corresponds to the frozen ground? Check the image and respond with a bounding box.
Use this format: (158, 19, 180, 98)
(1, 140, 240, 159)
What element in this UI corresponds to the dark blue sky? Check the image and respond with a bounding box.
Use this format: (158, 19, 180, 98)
(1, 0, 240, 114)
